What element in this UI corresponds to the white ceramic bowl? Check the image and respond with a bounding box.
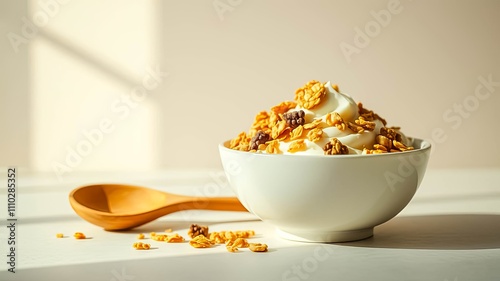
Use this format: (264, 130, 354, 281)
(219, 138, 431, 242)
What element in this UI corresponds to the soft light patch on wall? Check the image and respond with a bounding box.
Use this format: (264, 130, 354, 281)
(29, 0, 160, 178)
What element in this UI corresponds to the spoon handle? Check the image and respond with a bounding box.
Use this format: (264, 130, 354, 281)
(177, 196, 248, 212)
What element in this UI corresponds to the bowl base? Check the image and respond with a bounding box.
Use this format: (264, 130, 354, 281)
(276, 227, 373, 243)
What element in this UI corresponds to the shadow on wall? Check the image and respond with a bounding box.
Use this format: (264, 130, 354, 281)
(340, 214, 500, 250)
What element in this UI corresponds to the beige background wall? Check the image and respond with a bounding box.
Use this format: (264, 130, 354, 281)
(1, 0, 499, 178)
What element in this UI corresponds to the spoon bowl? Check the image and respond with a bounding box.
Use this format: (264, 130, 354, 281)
(69, 184, 248, 230)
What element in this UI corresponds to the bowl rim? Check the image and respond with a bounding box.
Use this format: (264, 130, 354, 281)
(219, 137, 431, 159)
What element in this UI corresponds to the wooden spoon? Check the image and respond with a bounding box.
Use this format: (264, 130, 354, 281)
(69, 184, 248, 231)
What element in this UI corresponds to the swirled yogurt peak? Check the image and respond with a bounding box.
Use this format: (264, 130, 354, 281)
(229, 80, 414, 155)
(303, 81, 359, 121)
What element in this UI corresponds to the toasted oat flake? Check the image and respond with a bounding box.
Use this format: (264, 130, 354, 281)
(362, 148, 386, 154)
(373, 144, 388, 152)
(230, 132, 245, 148)
(288, 139, 307, 153)
(251, 111, 271, 132)
(237, 230, 255, 238)
(348, 122, 363, 134)
(332, 84, 339, 92)
(209, 230, 256, 244)
(325, 112, 334, 126)
(224, 231, 237, 241)
(73, 232, 86, 239)
(151, 234, 166, 241)
(290, 125, 304, 140)
(133, 242, 151, 250)
(209, 232, 226, 244)
(227, 238, 249, 248)
(295, 80, 326, 109)
(393, 140, 413, 151)
(354, 116, 376, 131)
(271, 120, 287, 140)
(276, 128, 291, 142)
(265, 140, 281, 154)
(326, 112, 347, 131)
(225, 238, 250, 252)
(165, 233, 185, 243)
(249, 243, 268, 252)
(358, 103, 387, 126)
(271, 101, 297, 114)
(268, 111, 280, 128)
(226, 245, 239, 252)
(307, 128, 323, 142)
(375, 135, 392, 149)
(348, 116, 375, 133)
(372, 127, 414, 153)
(303, 119, 322, 130)
(253, 111, 270, 125)
(230, 132, 251, 151)
(189, 235, 214, 248)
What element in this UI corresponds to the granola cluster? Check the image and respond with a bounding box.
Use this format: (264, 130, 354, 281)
(133, 242, 151, 250)
(187, 224, 209, 239)
(229, 80, 414, 155)
(187, 224, 266, 253)
(363, 127, 414, 154)
(73, 232, 86, 239)
(324, 138, 349, 155)
(189, 235, 214, 248)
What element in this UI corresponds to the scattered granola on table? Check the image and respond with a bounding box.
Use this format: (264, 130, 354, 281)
(186, 228, 266, 253)
(133, 242, 151, 250)
(73, 232, 86, 239)
(65, 227, 267, 254)
(165, 233, 185, 243)
(249, 243, 268, 252)
(225, 238, 250, 253)
(151, 233, 185, 243)
(189, 235, 214, 248)
(229, 80, 414, 155)
(208, 230, 256, 244)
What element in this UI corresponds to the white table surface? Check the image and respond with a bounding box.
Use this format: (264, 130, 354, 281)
(1, 168, 499, 281)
